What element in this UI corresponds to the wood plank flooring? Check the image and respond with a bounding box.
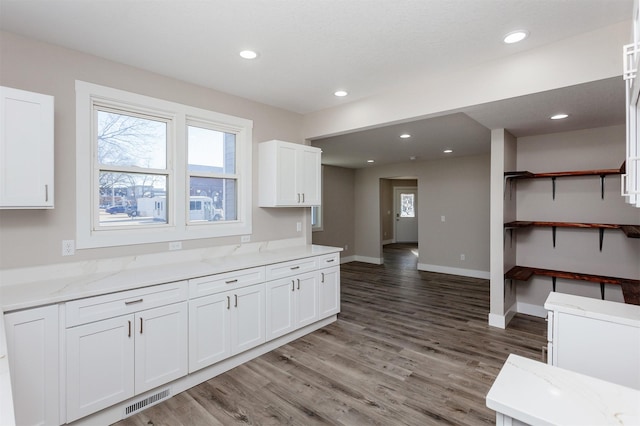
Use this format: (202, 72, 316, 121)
(113, 244, 546, 426)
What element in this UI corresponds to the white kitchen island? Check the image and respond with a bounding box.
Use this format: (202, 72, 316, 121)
(487, 354, 640, 426)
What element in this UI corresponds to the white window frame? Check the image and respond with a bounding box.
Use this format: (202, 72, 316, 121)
(76, 81, 253, 249)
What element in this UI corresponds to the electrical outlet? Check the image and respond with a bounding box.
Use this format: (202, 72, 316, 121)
(344, 244, 349, 251)
(241, 235, 250, 243)
(460, 254, 465, 261)
(296, 222, 302, 232)
(169, 241, 182, 251)
(441, 216, 446, 222)
(62, 240, 75, 256)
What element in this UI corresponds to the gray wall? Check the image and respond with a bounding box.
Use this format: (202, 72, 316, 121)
(0, 31, 307, 269)
(351, 154, 490, 275)
(311, 165, 355, 258)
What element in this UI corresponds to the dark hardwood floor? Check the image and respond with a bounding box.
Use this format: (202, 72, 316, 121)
(114, 244, 546, 426)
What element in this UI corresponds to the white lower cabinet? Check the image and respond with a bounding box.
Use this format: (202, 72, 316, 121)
(65, 283, 188, 423)
(66, 302, 187, 422)
(4, 305, 59, 426)
(189, 283, 265, 373)
(266, 271, 319, 340)
(319, 265, 340, 318)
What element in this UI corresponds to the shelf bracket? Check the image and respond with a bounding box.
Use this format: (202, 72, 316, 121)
(600, 174, 606, 199)
(600, 282, 605, 300)
(599, 228, 605, 252)
(551, 177, 556, 200)
(552, 276, 557, 292)
(552, 226, 557, 248)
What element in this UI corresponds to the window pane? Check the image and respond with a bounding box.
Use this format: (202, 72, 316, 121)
(189, 176, 237, 222)
(97, 110, 167, 169)
(400, 193, 415, 217)
(99, 172, 167, 227)
(188, 126, 236, 174)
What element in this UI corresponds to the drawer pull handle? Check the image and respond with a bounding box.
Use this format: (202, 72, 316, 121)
(290, 266, 300, 270)
(326, 259, 335, 263)
(225, 279, 238, 284)
(128, 320, 131, 338)
(140, 317, 143, 334)
(125, 298, 143, 305)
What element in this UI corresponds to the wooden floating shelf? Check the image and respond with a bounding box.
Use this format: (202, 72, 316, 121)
(504, 169, 622, 179)
(503, 162, 626, 200)
(504, 221, 640, 238)
(505, 266, 640, 305)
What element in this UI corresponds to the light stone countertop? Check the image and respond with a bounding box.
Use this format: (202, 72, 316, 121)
(0, 240, 342, 312)
(544, 292, 640, 328)
(487, 354, 640, 425)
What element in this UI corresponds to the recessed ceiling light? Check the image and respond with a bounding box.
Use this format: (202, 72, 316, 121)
(367, 159, 375, 163)
(443, 149, 453, 153)
(550, 113, 569, 120)
(400, 134, 411, 139)
(239, 50, 258, 59)
(503, 30, 528, 44)
(334, 90, 348, 97)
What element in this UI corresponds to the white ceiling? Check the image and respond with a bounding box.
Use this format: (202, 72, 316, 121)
(0, 0, 633, 168)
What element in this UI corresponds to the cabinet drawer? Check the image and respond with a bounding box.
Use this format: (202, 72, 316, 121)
(318, 252, 340, 269)
(189, 267, 265, 298)
(265, 257, 318, 281)
(66, 281, 188, 327)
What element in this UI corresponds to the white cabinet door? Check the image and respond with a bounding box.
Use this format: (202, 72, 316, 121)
(319, 265, 340, 318)
(265, 278, 296, 340)
(66, 315, 135, 422)
(134, 302, 188, 394)
(295, 271, 319, 328)
(231, 284, 266, 354)
(275, 142, 299, 206)
(4, 305, 59, 426)
(0, 86, 54, 208)
(188, 293, 231, 373)
(298, 146, 321, 206)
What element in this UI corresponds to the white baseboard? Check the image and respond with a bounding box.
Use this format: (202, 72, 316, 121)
(417, 263, 490, 280)
(488, 313, 506, 329)
(516, 302, 548, 318)
(353, 255, 384, 265)
(340, 255, 356, 264)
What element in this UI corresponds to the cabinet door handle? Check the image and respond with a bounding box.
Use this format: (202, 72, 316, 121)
(235, 294, 238, 307)
(292, 280, 295, 291)
(297, 193, 301, 203)
(225, 279, 238, 284)
(297, 279, 300, 290)
(227, 295, 230, 309)
(302, 193, 305, 203)
(128, 320, 131, 338)
(45, 184, 49, 202)
(140, 317, 143, 334)
(125, 298, 143, 305)
(321, 272, 325, 283)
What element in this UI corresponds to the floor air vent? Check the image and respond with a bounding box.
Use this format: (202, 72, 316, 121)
(123, 388, 171, 418)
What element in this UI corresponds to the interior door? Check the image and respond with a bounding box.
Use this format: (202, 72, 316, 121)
(394, 187, 418, 243)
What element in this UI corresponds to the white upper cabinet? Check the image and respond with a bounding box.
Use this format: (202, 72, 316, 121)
(0, 86, 54, 208)
(258, 139, 321, 207)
